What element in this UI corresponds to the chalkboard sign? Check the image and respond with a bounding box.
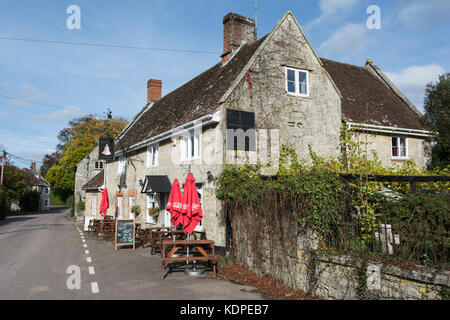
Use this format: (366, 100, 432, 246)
(114, 219, 135, 250)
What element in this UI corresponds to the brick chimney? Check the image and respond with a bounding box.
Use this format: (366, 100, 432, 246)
(31, 162, 36, 171)
(147, 79, 162, 103)
(221, 12, 256, 64)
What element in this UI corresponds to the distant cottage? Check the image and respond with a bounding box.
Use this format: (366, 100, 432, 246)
(77, 11, 432, 252)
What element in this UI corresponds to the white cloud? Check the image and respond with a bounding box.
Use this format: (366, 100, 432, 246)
(318, 23, 369, 59)
(399, 0, 450, 27)
(0, 128, 56, 168)
(34, 106, 86, 122)
(5, 83, 55, 108)
(307, 0, 359, 29)
(385, 64, 446, 110)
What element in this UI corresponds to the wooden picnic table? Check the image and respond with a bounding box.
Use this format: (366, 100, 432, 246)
(98, 219, 115, 241)
(140, 227, 169, 249)
(161, 239, 216, 279)
(150, 229, 186, 255)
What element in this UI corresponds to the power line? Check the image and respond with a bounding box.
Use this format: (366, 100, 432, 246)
(6, 151, 42, 165)
(0, 93, 89, 114)
(0, 36, 221, 55)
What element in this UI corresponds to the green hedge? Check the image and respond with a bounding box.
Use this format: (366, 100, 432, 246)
(19, 190, 40, 212)
(0, 186, 7, 220)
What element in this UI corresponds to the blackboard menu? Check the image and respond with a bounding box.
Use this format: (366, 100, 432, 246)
(114, 219, 135, 250)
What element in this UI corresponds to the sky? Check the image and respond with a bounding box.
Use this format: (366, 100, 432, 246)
(0, 0, 449, 169)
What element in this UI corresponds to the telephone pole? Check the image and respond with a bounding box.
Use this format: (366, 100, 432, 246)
(1, 150, 5, 186)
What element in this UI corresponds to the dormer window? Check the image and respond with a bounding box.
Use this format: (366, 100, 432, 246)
(286, 67, 309, 97)
(94, 161, 104, 170)
(117, 155, 126, 176)
(180, 131, 200, 162)
(146, 144, 159, 168)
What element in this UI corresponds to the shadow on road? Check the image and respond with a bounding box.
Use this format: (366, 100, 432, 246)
(0, 206, 70, 227)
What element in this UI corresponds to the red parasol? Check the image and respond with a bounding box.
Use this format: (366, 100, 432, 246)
(180, 173, 203, 235)
(99, 188, 109, 216)
(166, 179, 183, 226)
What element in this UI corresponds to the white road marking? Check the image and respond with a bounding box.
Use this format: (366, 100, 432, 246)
(85, 250, 89, 254)
(87, 257, 92, 263)
(82, 239, 86, 243)
(91, 282, 99, 293)
(83, 244, 87, 248)
(89, 266, 95, 275)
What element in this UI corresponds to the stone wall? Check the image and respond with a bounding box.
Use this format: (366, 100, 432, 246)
(352, 131, 431, 171)
(75, 146, 101, 221)
(228, 207, 449, 300)
(104, 124, 227, 246)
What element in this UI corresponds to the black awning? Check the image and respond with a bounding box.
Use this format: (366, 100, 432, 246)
(141, 175, 172, 193)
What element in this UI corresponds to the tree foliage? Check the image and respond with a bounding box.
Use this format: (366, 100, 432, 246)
(424, 73, 450, 169)
(45, 115, 127, 200)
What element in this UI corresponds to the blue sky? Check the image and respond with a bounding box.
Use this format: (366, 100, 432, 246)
(0, 0, 449, 169)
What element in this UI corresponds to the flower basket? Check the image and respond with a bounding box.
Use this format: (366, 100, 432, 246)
(131, 205, 140, 215)
(148, 207, 160, 218)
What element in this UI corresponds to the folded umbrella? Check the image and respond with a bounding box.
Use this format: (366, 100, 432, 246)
(99, 188, 109, 217)
(166, 179, 182, 226)
(180, 173, 203, 235)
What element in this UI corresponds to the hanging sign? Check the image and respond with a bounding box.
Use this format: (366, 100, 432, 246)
(98, 137, 115, 160)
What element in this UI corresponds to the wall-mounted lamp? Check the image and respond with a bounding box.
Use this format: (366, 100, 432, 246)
(207, 171, 214, 183)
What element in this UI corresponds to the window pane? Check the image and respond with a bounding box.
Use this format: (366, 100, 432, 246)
(400, 147, 406, 157)
(287, 69, 295, 81)
(391, 137, 398, 147)
(298, 71, 307, 95)
(400, 138, 407, 157)
(287, 81, 296, 93)
(392, 147, 398, 157)
(287, 69, 296, 93)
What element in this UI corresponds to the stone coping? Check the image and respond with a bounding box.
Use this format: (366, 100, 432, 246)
(317, 254, 450, 287)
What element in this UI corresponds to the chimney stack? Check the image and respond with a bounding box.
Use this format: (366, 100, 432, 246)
(147, 79, 162, 103)
(221, 12, 256, 64)
(31, 162, 36, 171)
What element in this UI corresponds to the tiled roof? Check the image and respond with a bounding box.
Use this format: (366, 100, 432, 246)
(115, 35, 427, 154)
(82, 170, 104, 190)
(115, 35, 268, 152)
(321, 58, 426, 130)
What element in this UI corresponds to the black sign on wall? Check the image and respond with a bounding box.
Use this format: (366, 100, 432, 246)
(98, 137, 115, 160)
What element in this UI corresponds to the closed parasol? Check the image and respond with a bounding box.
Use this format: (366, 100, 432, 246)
(99, 188, 109, 216)
(180, 173, 203, 235)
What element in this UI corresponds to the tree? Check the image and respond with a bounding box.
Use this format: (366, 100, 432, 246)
(45, 115, 127, 200)
(40, 151, 61, 177)
(423, 73, 450, 169)
(2, 165, 30, 201)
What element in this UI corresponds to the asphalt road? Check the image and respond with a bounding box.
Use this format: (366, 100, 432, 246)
(0, 207, 265, 300)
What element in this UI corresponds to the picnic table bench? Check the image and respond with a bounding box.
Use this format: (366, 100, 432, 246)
(150, 229, 186, 255)
(161, 239, 216, 279)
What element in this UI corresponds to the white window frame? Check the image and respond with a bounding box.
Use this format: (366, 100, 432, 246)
(146, 193, 158, 224)
(391, 136, 408, 160)
(117, 156, 126, 176)
(180, 131, 200, 162)
(285, 67, 309, 97)
(146, 144, 159, 168)
(94, 161, 104, 170)
(128, 196, 135, 219)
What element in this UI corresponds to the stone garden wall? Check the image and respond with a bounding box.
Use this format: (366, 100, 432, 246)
(229, 207, 450, 300)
